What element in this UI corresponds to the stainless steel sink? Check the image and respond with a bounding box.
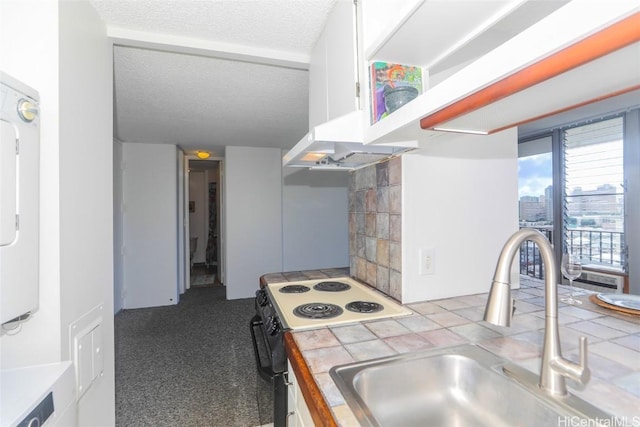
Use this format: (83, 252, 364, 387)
(330, 344, 611, 427)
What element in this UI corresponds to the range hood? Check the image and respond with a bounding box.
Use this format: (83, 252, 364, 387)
(283, 111, 417, 170)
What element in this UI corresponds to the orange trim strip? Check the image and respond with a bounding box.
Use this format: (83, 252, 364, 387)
(284, 332, 338, 427)
(420, 12, 640, 130)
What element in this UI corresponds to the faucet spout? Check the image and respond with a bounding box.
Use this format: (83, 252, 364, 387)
(483, 228, 590, 397)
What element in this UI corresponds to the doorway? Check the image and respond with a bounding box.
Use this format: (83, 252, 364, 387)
(188, 159, 222, 287)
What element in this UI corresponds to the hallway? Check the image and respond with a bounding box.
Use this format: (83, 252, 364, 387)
(190, 263, 218, 287)
(114, 286, 272, 426)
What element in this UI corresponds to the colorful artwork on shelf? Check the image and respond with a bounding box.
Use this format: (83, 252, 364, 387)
(370, 62, 423, 124)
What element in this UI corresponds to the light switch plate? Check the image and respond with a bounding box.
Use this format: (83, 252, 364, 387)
(91, 324, 103, 380)
(76, 333, 93, 396)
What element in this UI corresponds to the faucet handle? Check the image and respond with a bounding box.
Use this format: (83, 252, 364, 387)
(577, 336, 590, 384)
(568, 336, 591, 385)
(551, 336, 591, 386)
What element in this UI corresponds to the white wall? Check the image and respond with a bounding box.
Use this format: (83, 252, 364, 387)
(114, 140, 125, 311)
(282, 168, 349, 271)
(225, 147, 283, 299)
(58, 3, 114, 422)
(1, 1, 116, 425)
(402, 128, 519, 303)
(122, 143, 178, 308)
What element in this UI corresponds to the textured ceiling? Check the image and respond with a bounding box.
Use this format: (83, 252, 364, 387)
(113, 46, 309, 148)
(92, 0, 336, 54)
(91, 0, 339, 152)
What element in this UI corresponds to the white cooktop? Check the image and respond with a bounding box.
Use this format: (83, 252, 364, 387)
(266, 277, 412, 330)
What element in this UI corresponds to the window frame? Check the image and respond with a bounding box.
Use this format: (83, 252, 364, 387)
(519, 108, 639, 291)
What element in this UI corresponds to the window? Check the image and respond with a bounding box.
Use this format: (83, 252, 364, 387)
(562, 116, 625, 271)
(518, 137, 553, 278)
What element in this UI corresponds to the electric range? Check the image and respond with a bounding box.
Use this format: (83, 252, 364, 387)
(265, 277, 412, 330)
(250, 276, 412, 427)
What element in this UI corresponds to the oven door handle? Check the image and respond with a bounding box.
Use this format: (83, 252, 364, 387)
(250, 315, 275, 381)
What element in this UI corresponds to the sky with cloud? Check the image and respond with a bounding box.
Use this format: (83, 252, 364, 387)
(518, 153, 552, 198)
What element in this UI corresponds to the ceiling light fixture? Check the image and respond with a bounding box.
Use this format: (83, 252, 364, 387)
(196, 151, 210, 159)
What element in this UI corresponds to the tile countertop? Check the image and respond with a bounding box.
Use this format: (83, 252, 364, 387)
(265, 272, 640, 425)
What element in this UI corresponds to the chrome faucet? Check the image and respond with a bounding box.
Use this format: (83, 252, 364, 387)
(484, 228, 590, 397)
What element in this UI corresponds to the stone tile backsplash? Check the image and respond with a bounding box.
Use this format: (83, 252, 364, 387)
(349, 157, 402, 301)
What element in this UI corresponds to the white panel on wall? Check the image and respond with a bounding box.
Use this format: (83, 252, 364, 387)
(402, 128, 519, 303)
(282, 167, 349, 271)
(122, 142, 178, 308)
(225, 146, 282, 299)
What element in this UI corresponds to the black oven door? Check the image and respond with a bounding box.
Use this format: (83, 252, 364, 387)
(250, 314, 288, 427)
(250, 315, 274, 381)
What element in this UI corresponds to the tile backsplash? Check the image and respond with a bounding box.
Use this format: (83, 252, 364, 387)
(349, 157, 402, 301)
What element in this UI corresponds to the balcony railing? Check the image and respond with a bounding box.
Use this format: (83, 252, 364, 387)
(565, 229, 625, 268)
(520, 227, 553, 280)
(519, 227, 625, 280)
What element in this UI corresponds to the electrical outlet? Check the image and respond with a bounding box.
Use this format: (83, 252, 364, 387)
(419, 248, 435, 275)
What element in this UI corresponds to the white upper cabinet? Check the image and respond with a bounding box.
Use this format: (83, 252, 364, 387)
(308, 0, 360, 128)
(361, 0, 421, 55)
(359, 0, 640, 145)
(363, 1, 568, 75)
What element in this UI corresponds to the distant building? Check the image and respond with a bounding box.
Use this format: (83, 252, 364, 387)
(519, 195, 546, 221)
(568, 184, 620, 216)
(545, 185, 553, 222)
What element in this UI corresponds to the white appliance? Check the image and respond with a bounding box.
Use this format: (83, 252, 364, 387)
(1, 362, 77, 427)
(0, 72, 40, 325)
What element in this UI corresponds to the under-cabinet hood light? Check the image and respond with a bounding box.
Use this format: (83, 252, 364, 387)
(300, 152, 327, 162)
(309, 164, 354, 171)
(432, 127, 489, 135)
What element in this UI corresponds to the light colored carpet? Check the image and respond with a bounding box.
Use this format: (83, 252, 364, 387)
(191, 274, 216, 286)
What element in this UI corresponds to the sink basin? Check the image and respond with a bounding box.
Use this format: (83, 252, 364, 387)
(330, 344, 610, 427)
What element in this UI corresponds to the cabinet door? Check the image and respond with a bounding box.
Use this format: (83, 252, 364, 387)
(308, 1, 359, 128)
(324, 0, 359, 122)
(287, 360, 314, 427)
(287, 369, 298, 427)
(308, 28, 328, 128)
(0, 120, 17, 246)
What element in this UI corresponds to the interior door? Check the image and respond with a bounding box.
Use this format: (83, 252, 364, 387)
(177, 149, 186, 295)
(184, 155, 191, 290)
